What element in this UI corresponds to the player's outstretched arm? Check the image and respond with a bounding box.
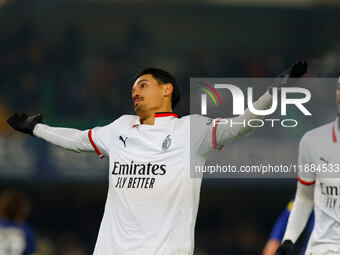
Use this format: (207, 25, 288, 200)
(215, 60, 307, 146)
(7, 112, 94, 153)
(275, 182, 314, 255)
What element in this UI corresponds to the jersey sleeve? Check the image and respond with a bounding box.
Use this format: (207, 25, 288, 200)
(33, 124, 94, 153)
(88, 126, 110, 158)
(192, 91, 273, 156)
(190, 114, 214, 156)
(214, 91, 272, 147)
(282, 182, 314, 243)
(297, 132, 316, 185)
(89, 115, 133, 159)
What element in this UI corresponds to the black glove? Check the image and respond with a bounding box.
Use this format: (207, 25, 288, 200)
(7, 112, 43, 136)
(268, 60, 308, 95)
(287, 60, 308, 78)
(275, 240, 295, 255)
(273, 60, 308, 87)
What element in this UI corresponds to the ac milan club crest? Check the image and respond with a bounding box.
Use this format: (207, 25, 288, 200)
(162, 135, 171, 151)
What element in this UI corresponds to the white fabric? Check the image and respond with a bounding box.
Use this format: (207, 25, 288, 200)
(284, 119, 340, 255)
(33, 124, 94, 152)
(215, 91, 273, 146)
(282, 182, 314, 243)
(32, 92, 273, 255)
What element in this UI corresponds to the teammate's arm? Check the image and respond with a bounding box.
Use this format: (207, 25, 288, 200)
(275, 131, 315, 255)
(275, 183, 314, 255)
(7, 112, 94, 153)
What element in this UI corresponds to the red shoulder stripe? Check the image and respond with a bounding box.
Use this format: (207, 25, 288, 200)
(88, 129, 104, 159)
(212, 118, 222, 150)
(333, 124, 337, 143)
(298, 176, 315, 185)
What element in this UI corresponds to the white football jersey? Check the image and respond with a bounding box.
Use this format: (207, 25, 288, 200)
(31, 91, 271, 255)
(298, 118, 340, 254)
(89, 113, 217, 255)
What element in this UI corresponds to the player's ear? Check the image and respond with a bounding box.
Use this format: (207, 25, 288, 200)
(163, 83, 173, 97)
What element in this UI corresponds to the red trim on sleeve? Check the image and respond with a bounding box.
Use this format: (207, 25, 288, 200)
(298, 176, 315, 185)
(154, 112, 178, 118)
(333, 124, 337, 143)
(88, 129, 104, 159)
(212, 118, 222, 150)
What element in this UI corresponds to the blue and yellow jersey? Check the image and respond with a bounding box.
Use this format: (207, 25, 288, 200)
(269, 200, 314, 254)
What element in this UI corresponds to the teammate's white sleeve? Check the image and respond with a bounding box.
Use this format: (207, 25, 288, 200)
(282, 182, 314, 243)
(215, 91, 273, 147)
(282, 131, 315, 243)
(33, 123, 94, 152)
(297, 132, 316, 183)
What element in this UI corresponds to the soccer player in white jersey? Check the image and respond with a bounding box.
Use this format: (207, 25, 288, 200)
(276, 78, 340, 255)
(8, 61, 307, 255)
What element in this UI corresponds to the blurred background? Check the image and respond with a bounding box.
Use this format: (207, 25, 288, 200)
(1, 0, 340, 254)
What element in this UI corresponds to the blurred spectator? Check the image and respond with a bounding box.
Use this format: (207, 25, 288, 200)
(0, 189, 36, 255)
(0, 101, 11, 135)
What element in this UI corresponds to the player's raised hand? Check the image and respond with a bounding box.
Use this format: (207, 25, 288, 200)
(7, 112, 43, 136)
(279, 59, 308, 81)
(275, 240, 295, 255)
(283, 60, 308, 78)
(273, 60, 308, 87)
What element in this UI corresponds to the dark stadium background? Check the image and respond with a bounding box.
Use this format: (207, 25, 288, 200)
(1, 0, 340, 254)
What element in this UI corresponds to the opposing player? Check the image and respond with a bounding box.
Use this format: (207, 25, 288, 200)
(0, 189, 36, 255)
(276, 78, 340, 255)
(263, 200, 314, 255)
(8, 62, 307, 255)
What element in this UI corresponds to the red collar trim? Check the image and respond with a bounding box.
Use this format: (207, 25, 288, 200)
(154, 112, 178, 118)
(333, 124, 337, 143)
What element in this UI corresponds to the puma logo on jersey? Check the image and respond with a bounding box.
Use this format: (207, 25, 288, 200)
(119, 136, 128, 147)
(320, 156, 331, 164)
(206, 119, 213, 126)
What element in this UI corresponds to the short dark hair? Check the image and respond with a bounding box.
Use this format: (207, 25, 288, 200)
(135, 67, 181, 109)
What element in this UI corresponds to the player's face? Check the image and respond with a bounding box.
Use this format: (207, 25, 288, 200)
(132, 74, 167, 115)
(337, 81, 340, 117)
